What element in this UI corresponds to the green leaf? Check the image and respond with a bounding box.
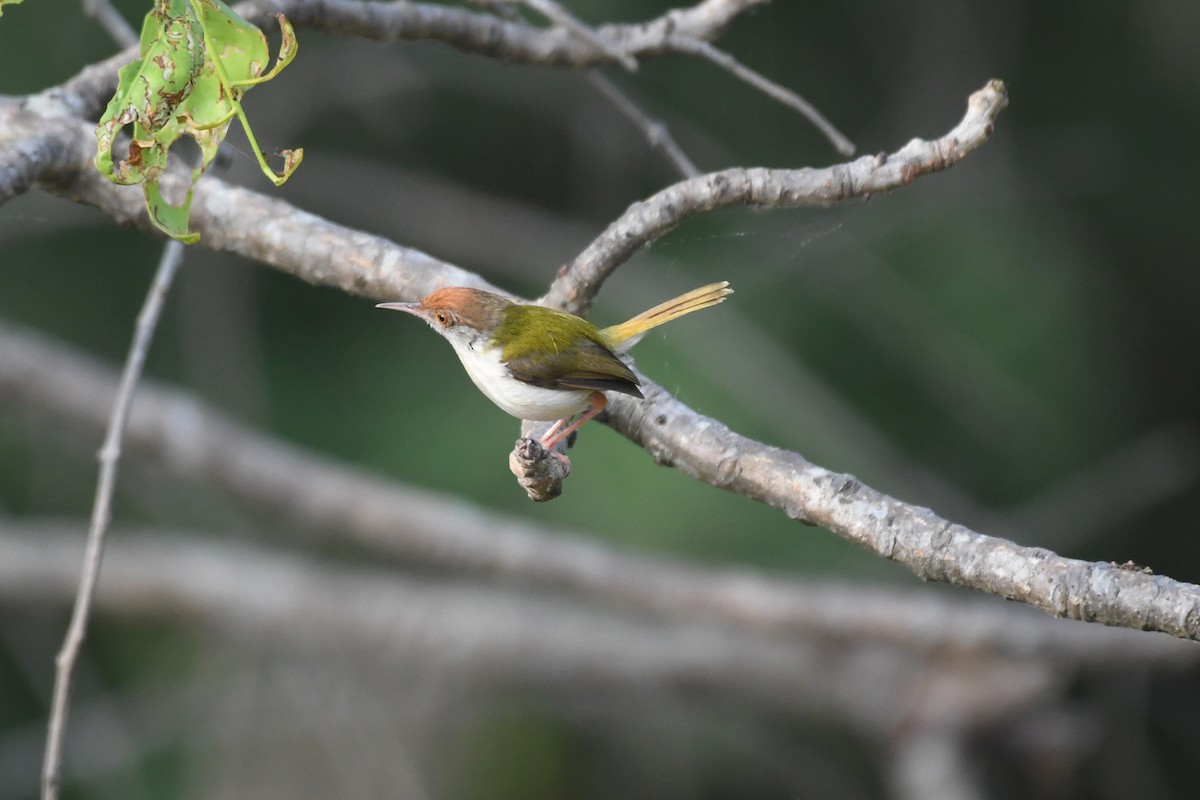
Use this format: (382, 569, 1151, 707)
(0, 0, 26, 18)
(94, 0, 303, 242)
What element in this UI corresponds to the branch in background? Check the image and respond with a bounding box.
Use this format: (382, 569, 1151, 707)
(586, 71, 701, 178)
(40, 241, 183, 800)
(665, 34, 855, 155)
(264, 0, 847, 153)
(0, 526, 842, 715)
(511, 0, 638, 71)
(270, 0, 767, 66)
(81, 0, 137, 49)
(544, 80, 1008, 315)
(2, 318, 1198, 657)
(1, 526, 1193, 726)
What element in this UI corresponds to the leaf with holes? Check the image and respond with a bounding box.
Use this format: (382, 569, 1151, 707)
(94, 0, 303, 242)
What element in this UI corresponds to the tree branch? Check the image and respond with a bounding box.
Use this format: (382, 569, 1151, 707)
(0, 106, 496, 302)
(5, 62, 1190, 643)
(1, 525, 843, 714)
(510, 0, 639, 71)
(267, 0, 769, 66)
(665, 34, 855, 156)
(602, 378, 1200, 642)
(0, 129, 63, 207)
(40, 241, 183, 800)
(272, 0, 850, 152)
(544, 80, 1007, 315)
(0, 525, 1192, 706)
(585, 70, 701, 178)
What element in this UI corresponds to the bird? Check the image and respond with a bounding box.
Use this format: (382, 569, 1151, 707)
(377, 281, 732, 449)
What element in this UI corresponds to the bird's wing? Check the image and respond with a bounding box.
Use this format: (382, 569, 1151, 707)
(505, 337, 643, 398)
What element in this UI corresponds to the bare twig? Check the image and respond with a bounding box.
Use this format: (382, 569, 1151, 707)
(586, 71, 701, 178)
(666, 35, 856, 156)
(40, 241, 183, 800)
(261, 0, 844, 150)
(268, 0, 767, 66)
(545, 80, 1007, 315)
(81, 0, 138, 49)
(31, 0, 770, 120)
(512, 0, 638, 70)
(499, 0, 706, 176)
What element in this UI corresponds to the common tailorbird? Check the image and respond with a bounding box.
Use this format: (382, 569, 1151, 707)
(377, 282, 732, 448)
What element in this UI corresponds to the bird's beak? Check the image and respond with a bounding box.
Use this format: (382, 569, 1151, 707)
(375, 301, 421, 316)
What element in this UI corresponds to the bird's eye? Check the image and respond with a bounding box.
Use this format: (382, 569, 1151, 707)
(435, 312, 449, 325)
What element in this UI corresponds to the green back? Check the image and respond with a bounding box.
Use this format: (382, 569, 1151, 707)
(494, 305, 642, 396)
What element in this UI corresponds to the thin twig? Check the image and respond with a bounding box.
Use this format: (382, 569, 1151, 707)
(40, 241, 184, 800)
(545, 80, 1005, 315)
(266, 0, 764, 66)
(514, 0, 638, 70)
(667, 34, 855, 156)
(586, 71, 701, 178)
(81, 0, 138, 49)
(40, 0, 741, 119)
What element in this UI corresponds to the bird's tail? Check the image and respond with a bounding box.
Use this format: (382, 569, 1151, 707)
(601, 281, 732, 351)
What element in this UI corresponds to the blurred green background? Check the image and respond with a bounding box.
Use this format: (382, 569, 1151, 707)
(2, 1, 1199, 798)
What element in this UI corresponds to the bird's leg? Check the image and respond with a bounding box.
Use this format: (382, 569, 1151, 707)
(539, 416, 572, 447)
(540, 392, 606, 450)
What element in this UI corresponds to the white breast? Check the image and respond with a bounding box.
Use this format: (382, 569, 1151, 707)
(449, 340, 593, 421)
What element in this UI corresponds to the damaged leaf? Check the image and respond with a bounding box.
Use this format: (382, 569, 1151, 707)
(95, 0, 303, 242)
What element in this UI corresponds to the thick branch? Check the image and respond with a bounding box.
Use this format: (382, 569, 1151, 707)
(603, 380, 1200, 642)
(0, 127, 78, 207)
(0, 106, 494, 302)
(544, 80, 1007, 315)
